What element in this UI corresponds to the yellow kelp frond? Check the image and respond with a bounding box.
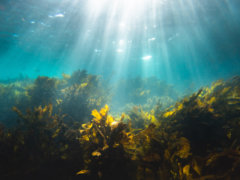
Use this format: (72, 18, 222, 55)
(127, 106, 159, 129)
(106, 116, 114, 125)
(56, 99, 63, 105)
(175, 137, 191, 159)
(208, 97, 216, 104)
(192, 159, 201, 175)
(52, 128, 61, 138)
(162, 103, 184, 118)
(183, 164, 191, 176)
(176, 103, 183, 111)
(92, 109, 102, 123)
(82, 123, 93, 129)
(100, 104, 109, 116)
(76, 169, 90, 175)
(211, 80, 224, 91)
(208, 107, 214, 113)
(78, 104, 135, 179)
(120, 113, 125, 122)
(81, 134, 90, 142)
(221, 86, 231, 95)
(163, 111, 174, 118)
(92, 150, 101, 157)
(92, 105, 110, 123)
(150, 114, 158, 125)
(80, 82, 88, 88)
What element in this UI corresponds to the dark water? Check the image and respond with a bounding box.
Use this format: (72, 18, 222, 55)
(0, 0, 240, 179)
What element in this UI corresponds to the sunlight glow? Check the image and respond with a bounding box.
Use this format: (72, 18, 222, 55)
(118, 40, 125, 46)
(116, 49, 124, 53)
(142, 55, 152, 61)
(1, 0, 236, 83)
(148, 37, 156, 41)
(87, 0, 163, 19)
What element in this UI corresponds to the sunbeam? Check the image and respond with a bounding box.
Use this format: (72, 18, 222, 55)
(0, 0, 240, 83)
(1, 0, 240, 179)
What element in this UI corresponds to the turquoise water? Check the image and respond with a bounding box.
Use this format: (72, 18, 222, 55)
(1, 1, 240, 179)
(1, 0, 240, 86)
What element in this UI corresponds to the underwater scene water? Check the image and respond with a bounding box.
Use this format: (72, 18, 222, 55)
(0, 0, 240, 179)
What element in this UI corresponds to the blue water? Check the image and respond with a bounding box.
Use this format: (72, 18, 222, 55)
(1, 2, 240, 178)
(0, 0, 240, 89)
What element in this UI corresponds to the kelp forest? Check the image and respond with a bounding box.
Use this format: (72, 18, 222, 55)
(0, 70, 240, 180)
